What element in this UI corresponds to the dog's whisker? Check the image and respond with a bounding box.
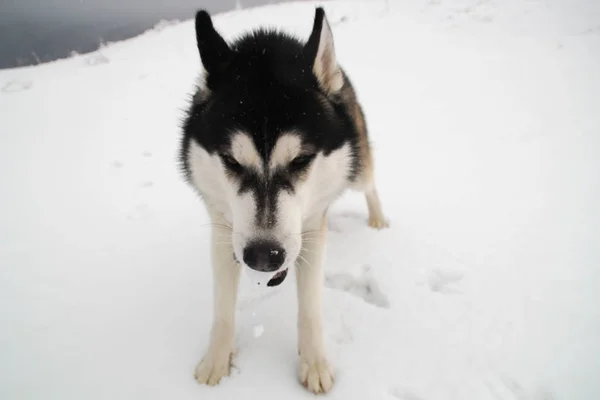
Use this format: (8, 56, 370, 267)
(199, 222, 233, 231)
(296, 252, 311, 267)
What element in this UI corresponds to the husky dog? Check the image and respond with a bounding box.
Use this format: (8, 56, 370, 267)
(179, 7, 388, 394)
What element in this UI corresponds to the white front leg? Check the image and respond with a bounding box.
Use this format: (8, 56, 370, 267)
(296, 215, 334, 394)
(195, 213, 241, 386)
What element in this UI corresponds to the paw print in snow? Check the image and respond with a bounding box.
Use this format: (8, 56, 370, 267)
(427, 269, 464, 294)
(85, 53, 109, 66)
(485, 376, 556, 400)
(389, 387, 426, 400)
(325, 265, 389, 308)
(2, 80, 32, 93)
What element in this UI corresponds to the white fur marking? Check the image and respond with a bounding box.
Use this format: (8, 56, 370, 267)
(230, 132, 263, 172)
(297, 143, 353, 217)
(188, 141, 232, 220)
(269, 133, 302, 171)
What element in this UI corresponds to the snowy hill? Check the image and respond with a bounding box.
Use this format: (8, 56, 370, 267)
(1, 1, 599, 399)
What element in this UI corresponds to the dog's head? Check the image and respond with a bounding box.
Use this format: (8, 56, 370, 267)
(183, 8, 358, 281)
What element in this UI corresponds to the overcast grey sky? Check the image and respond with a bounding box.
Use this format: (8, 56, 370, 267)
(0, 0, 295, 69)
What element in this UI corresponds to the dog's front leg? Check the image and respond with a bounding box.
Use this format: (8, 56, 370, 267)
(296, 215, 334, 394)
(195, 215, 241, 386)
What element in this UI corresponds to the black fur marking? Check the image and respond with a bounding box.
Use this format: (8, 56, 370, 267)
(237, 168, 294, 229)
(195, 11, 233, 75)
(303, 7, 325, 68)
(220, 153, 243, 174)
(289, 153, 316, 173)
(180, 7, 360, 193)
(267, 269, 288, 287)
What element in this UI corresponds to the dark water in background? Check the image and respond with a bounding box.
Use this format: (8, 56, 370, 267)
(0, 0, 296, 69)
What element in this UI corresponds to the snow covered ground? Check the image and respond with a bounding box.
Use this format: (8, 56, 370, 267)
(1, 1, 599, 399)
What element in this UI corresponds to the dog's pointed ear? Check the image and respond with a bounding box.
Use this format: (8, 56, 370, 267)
(304, 7, 343, 95)
(195, 10, 232, 74)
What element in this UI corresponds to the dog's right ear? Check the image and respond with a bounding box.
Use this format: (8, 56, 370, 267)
(304, 7, 343, 95)
(195, 10, 232, 74)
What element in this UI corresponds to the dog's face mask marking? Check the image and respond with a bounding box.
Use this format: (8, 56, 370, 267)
(188, 132, 352, 277)
(184, 8, 357, 280)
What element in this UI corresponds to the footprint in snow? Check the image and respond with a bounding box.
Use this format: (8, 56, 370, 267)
(237, 290, 279, 311)
(427, 269, 464, 294)
(328, 211, 370, 231)
(325, 265, 389, 308)
(2, 80, 32, 93)
(581, 25, 600, 35)
(338, 211, 364, 221)
(389, 387, 426, 400)
(126, 203, 149, 220)
(485, 376, 556, 400)
(85, 53, 109, 66)
(331, 16, 349, 26)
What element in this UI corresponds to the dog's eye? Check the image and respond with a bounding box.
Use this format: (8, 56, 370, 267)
(289, 154, 316, 172)
(221, 154, 242, 171)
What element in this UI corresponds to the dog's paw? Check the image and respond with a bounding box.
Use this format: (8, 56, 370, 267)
(195, 349, 233, 386)
(368, 215, 389, 229)
(299, 356, 335, 394)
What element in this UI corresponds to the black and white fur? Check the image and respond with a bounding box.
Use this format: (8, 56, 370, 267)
(179, 7, 388, 394)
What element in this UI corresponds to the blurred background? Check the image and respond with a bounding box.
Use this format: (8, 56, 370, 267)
(0, 0, 301, 69)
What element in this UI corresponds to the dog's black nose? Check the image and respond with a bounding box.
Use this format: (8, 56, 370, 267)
(243, 241, 286, 272)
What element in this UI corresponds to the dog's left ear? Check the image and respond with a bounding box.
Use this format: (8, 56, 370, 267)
(304, 7, 344, 95)
(195, 10, 232, 75)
